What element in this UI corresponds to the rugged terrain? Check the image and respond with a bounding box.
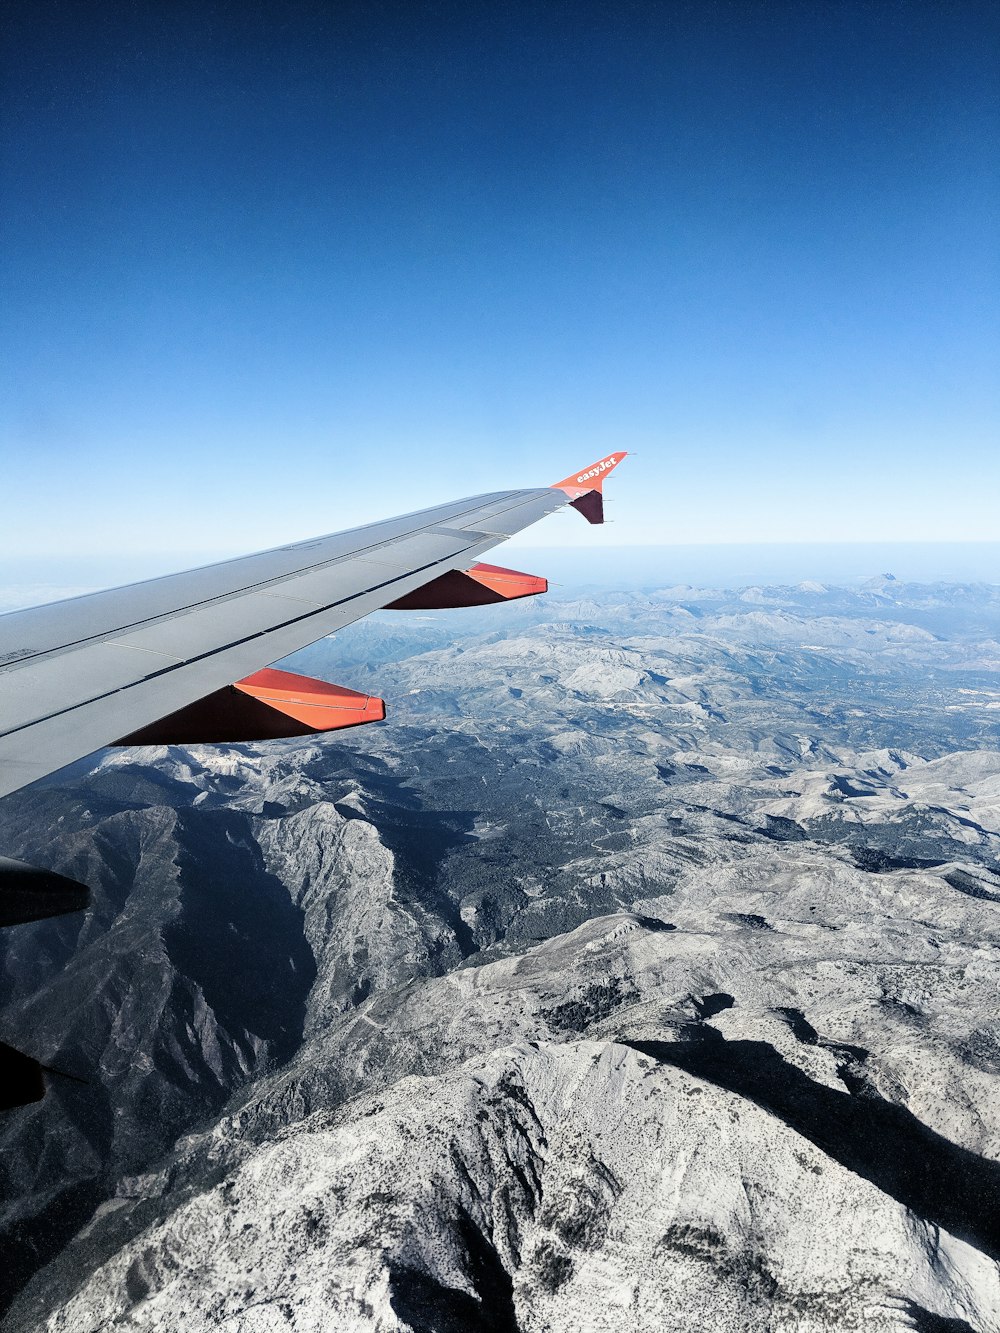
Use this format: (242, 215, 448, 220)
(1, 576, 999, 1331)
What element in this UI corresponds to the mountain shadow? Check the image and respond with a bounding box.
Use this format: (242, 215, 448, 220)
(626, 1035, 1000, 1261)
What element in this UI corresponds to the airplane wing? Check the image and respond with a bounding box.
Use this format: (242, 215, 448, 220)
(0, 452, 626, 1107)
(0, 453, 626, 802)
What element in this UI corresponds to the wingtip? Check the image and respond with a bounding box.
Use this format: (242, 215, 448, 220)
(551, 452, 627, 498)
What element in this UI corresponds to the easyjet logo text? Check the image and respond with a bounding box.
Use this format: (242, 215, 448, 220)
(576, 456, 618, 485)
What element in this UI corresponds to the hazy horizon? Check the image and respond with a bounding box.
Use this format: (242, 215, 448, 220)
(3, 540, 1000, 614)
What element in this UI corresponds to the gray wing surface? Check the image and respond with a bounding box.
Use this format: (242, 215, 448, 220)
(0, 486, 566, 799)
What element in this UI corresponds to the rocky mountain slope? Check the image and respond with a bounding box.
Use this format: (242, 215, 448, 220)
(1, 579, 998, 1330)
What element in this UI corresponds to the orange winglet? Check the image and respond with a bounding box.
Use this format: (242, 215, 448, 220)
(551, 452, 627, 525)
(386, 563, 547, 610)
(114, 668, 385, 745)
(551, 452, 627, 500)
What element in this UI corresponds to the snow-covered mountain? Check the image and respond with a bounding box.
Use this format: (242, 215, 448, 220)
(1, 580, 998, 1331)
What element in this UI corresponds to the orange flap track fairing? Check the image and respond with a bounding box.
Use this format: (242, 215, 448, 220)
(114, 669, 385, 746)
(386, 562, 547, 610)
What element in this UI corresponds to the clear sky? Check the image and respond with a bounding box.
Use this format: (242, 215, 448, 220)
(2, 0, 998, 562)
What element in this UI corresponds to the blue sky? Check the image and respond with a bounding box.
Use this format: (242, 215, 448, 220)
(2, 0, 997, 564)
